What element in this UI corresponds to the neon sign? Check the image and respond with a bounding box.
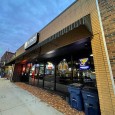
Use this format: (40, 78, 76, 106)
(79, 58, 89, 69)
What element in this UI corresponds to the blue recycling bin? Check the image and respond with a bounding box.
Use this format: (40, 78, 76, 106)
(82, 86, 101, 115)
(68, 83, 83, 111)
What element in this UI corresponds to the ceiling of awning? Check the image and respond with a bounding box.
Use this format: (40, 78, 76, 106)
(36, 37, 92, 63)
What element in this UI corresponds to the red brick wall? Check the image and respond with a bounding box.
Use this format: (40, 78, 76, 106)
(1, 51, 15, 63)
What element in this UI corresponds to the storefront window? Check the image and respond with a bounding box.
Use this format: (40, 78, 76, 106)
(44, 62, 55, 90)
(58, 59, 68, 74)
(57, 59, 72, 84)
(56, 59, 72, 92)
(56, 57, 96, 92)
(72, 57, 96, 87)
(22, 65, 26, 73)
(39, 64, 44, 78)
(29, 64, 39, 78)
(28, 63, 39, 85)
(46, 62, 54, 75)
(21, 64, 32, 82)
(26, 63, 31, 73)
(38, 65, 44, 87)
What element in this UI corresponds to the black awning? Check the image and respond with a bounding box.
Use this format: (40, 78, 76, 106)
(37, 37, 91, 63)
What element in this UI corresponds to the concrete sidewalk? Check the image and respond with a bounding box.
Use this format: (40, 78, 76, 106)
(0, 78, 63, 115)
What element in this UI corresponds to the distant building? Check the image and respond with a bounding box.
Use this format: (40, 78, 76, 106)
(1, 51, 15, 66)
(0, 51, 15, 78)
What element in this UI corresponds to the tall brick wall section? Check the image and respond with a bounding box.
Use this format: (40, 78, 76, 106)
(1, 51, 14, 63)
(91, 0, 115, 114)
(98, 0, 115, 80)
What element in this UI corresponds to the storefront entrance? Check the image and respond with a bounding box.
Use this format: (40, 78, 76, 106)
(33, 38, 96, 94)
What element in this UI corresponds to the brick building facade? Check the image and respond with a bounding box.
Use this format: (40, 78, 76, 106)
(99, 0, 115, 79)
(1, 51, 15, 65)
(0, 51, 15, 78)
(7, 0, 115, 114)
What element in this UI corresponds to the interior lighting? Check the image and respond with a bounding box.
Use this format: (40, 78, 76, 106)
(76, 62, 79, 65)
(47, 50, 55, 54)
(80, 66, 89, 69)
(90, 54, 93, 57)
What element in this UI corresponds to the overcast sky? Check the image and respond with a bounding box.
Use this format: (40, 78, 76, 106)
(0, 0, 75, 57)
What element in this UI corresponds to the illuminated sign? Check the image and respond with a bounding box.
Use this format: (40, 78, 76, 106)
(46, 62, 54, 69)
(79, 58, 89, 69)
(58, 59, 68, 73)
(24, 33, 39, 50)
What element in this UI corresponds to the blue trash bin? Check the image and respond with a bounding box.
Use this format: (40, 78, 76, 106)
(68, 83, 83, 111)
(82, 86, 101, 115)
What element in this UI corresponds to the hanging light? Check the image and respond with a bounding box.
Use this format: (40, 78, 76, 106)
(90, 54, 93, 57)
(46, 50, 55, 54)
(76, 62, 79, 65)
